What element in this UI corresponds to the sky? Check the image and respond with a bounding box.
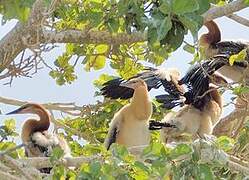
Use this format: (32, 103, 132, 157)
(0, 8, 249, 138)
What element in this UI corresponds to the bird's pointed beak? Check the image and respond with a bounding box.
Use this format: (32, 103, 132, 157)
(6, 107, 25, 115)
(212, 72, 228, 85)
(119, 81, 133, 89)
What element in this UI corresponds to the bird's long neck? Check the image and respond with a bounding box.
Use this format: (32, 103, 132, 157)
(130, 86, 152, 120)
(203, 20, 221, 45)
(34, 107, 50, 132)
(21, 106, 50, 144)
(209, 88, 222, 108)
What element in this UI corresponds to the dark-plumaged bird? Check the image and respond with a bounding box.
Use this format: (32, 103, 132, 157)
(154, 61, 228, 143)
(104, 78, 153, 150)
(6, 103, 71, 172)
(199, 20, 249, 83)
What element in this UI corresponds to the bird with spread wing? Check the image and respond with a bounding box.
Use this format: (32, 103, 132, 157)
(101, 68, 179, 150)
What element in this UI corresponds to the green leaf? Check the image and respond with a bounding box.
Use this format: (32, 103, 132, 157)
(4, 119, 16, 132)
(84, 55, 106, 71)
(55, 55, 70, 68)
(215, 136, 235, 152)
(134, 161, 150, 174)
(93, 74, 116, 88)
(116, 57, 144, 79)
(89, 161, 101, 177)
(170, 144, 192, 159)
(111, 144, 130, 161)
(117, 0, 129, 15)
(52, 165, 66, 180)
(198, 164, 213, 180)
(93, 55, 106, 70)
(142, 142, 165, 158)
(157, 15, 172, 41)
(232, 85, 249, 96)
(95, 44, 109, 54)
(244, 0, 249, 5)
(159, 1, 171, 14)
(107, 18, 120, 32)
(229, 49, 247, 66)
(148, 27, 158, 45)
(160, 20, 186, 50)
(183, 44, 196, 54)
(50, 147, 64, 163)
(0, 142, 21, 158)
(178, 13, 203, 37)
(172, 0, 199, 14)
(195, 0, 210, 14)
(89, 11, 104, 27)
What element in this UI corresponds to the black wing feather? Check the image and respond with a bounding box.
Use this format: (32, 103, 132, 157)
(101, 68, 180, 100)
(157, 55, 231, 110)
(101, 78, 134, 99)
(214, 41, 248, 58)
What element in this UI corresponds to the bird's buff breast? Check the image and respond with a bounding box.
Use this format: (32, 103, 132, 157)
(117, 119, 150, 148)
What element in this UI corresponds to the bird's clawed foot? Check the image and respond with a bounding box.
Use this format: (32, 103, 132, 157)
(149, 120, 177, 130)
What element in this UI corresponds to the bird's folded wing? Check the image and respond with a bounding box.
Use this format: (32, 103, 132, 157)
(104, 114, 122, 150)
(215, 41, 249, 58)
(105, 125, 119, 150)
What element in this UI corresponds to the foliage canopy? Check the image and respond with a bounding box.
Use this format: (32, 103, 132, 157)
(0, 0, 249, 179)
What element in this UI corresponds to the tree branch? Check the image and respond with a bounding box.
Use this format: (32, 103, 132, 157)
(227, 14, 249, 28)
(19, 156, 100, 169)
(0, 155, 36, 180)
(0, 170, 19, 180)
(0, 96, 82, 115)
(203, 0, 248, 22)
(215, 110, 249, 136)
(16, 142, 249, 176)
(41, 29, 145, 46)
(209, 3, 249, 28)
(0, 0, 45, 73)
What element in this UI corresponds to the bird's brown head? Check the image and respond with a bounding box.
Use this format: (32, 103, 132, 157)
(119, 78, 147, 90)
(6, 103, 46, 115)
